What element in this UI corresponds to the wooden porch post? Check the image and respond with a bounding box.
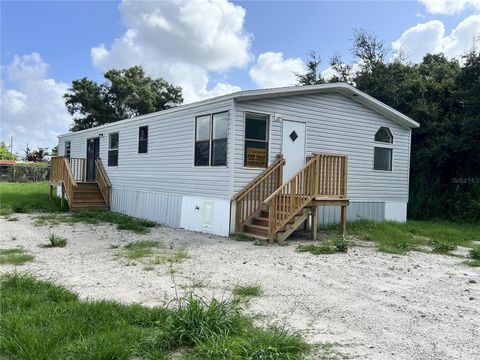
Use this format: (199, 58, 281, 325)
(49, 185, 53, 200)
(311, 206, 318, 241)
(61, 186, 65, 208)
(341, 205, 347, 235)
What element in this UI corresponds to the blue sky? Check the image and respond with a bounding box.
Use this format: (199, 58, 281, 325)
(1, 0, 479, 153)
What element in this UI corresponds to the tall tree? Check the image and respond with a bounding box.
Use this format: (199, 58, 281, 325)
(0, 142, 16, 160)
(25, 147, 49, 162)
(296, 30, 480, 223)
(65, 66, 183, 131)
(295, 51, 326, 85)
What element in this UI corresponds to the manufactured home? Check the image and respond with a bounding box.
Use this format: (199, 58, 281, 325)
(50, 83, 419, 242)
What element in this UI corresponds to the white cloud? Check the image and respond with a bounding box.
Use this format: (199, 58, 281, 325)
(0, 53, 70, 155)
(419, 0, 480, 14)
(91, 0, 251, 102)
(392, 14, 480, 62)
(249, 52, 305, 88)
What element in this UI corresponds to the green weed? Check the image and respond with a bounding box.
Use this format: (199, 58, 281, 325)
(233, 284, 263, 298)
(469, 246, 480, 260)
(35, 210, 156, 234)
(0, 273, 311, 359)
(296, 243, 336, 255)
(46, 234, 68, 248)
(0, 248, 35, 265)
(430, 240, 457, 254)
(340, 220, 479, 255)
(123, 240, 162, 260)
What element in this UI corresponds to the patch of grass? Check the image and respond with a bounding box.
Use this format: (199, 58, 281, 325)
(46, 234, 68, 248)
(0, 248, 35, 265)
(430, 240, 457, 254)
(232, 233, 252, 241)
(123, 240, 161, 260)
(465, 260, 480, 267)
(340, 220, 480, 255)
(233, 284, 263, 298)
(297, 243, 336, 255)
(0, 273, 309, 359)
(0, 182, 66, 214)
(469, 246, 480, 260)
(143, 265, 155, 271)
(6, 216, 19, 222)
(35, 210, 157, 234)
(296, 235, 349, 256)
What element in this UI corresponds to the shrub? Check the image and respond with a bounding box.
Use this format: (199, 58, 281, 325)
(48, 235, 68, 248)
(334, 236, 348, 253)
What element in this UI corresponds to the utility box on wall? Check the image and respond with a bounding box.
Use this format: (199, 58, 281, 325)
(180, 196, 230, 236)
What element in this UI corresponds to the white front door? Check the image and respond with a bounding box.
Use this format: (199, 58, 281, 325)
(282, 120, 306, 182)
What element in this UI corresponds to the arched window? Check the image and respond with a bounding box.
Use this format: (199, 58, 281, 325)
(375, 127, 393, 143)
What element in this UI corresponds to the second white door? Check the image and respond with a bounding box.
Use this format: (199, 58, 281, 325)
(281, 120, 306, 182)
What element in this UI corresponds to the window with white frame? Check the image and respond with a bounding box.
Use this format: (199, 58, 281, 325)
(244, 113, 269, 168)
(194, 112, 228, 166)
(374, 127, 393, 171)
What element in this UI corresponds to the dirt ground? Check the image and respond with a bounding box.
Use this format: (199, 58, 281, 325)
(1, 214, 479, 360)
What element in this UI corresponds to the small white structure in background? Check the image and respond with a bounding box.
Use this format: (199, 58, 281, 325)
(56, 83, 419, 236)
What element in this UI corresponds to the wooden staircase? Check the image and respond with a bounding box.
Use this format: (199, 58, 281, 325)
(70, 183, 108, 210)
(234, 153, 349, 243)
(243, 208, 310, 242)
(50, 156, 111, 211)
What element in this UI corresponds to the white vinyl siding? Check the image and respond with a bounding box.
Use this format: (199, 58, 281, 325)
(58, 99, 233, 200)
(233, 92, 411, 202)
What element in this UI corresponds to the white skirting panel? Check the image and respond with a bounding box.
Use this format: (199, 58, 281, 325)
(110, 187, 182, 227)
(317, 201, 386, 227)
(384, 202, 407, 222)
(180, 196, 230, 236)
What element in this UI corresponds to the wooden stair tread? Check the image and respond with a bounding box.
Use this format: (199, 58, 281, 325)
(242, 233, 269, 241)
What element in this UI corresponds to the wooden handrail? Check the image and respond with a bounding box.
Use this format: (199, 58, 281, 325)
(264, 153, 348, 241)
(234, 154, 285, 232)
(50, 156, 77, 208)
(95, 158, 111, 207)
(232, 154, 285, 201)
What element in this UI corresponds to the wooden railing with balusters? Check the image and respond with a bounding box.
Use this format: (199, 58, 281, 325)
(50, 156, 77, 206)
(264, 153, 347, 240)
(95, 158, 111, 207)
(233, 154, 285, 232)
(68, 157, 86, 182)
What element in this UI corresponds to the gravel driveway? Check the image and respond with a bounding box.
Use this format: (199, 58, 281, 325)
(1, 214, 479, 360)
